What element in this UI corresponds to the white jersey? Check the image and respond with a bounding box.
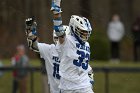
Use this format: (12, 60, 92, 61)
(57, 35, 91, 90)
(38, 43, 60, 93)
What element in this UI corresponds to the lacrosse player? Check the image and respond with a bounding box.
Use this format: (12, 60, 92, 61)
(51, 0, 94, 93)
(25, 18, 70, 93)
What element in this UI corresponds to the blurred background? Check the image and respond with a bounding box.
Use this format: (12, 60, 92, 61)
(0, 0, 140, 93)
(0, 0, 139, 60)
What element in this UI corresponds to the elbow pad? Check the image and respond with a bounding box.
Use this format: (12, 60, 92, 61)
(53, 25, 65, 36)
(53, 18, 65, 36)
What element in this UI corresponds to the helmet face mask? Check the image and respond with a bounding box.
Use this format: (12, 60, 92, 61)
(69, 15, 92, 42)
(53, 36, 59, 44)
(53, 31, 59, 44)
(75, 26, 91, 42)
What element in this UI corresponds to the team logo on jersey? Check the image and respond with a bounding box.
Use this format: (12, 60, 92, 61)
(76, 43, 90, 52)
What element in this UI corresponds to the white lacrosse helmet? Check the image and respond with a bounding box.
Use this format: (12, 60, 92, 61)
(69, 15, 92, 42)
(53, 25, 70, 44)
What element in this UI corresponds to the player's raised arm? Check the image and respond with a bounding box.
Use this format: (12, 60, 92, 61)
(25, 17, 39, 53)
(51, 0, 65, 44)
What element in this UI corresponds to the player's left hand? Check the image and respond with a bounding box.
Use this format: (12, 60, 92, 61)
(88, 70, 94, 85)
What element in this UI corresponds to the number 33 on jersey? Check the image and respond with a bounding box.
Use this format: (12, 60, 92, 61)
(73, 42, 90, 70)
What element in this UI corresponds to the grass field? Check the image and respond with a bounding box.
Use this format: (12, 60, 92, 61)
(91, 61, 140, 93)
(0, 59, 140, 93)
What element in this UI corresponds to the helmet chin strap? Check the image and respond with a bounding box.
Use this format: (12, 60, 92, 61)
(80, 34, 88, 42)
(75, 34, 85, 45)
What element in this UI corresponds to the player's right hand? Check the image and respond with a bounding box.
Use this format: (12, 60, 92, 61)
(51, 0, 62, 14)
(25, 18, 34, 26)
(25, 17, 37, 36)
